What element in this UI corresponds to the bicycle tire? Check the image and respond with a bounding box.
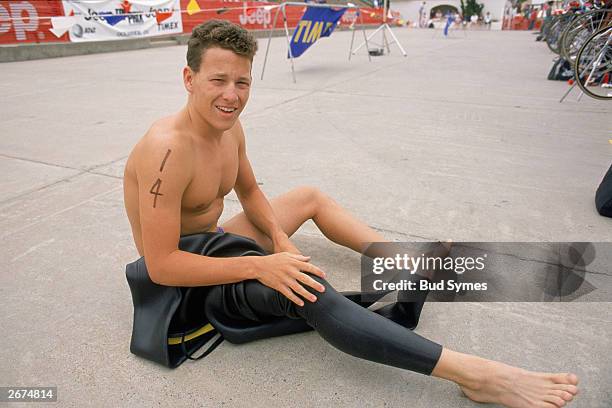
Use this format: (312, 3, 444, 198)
(560, 8, 612, 61)
(547, 14, 574, 54)
(574, 25, 612, 100)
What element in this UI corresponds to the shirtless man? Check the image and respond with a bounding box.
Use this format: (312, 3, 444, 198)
(123, 20, 579, 408)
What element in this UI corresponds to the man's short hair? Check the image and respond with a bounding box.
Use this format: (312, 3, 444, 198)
(187, 20, 258, 72)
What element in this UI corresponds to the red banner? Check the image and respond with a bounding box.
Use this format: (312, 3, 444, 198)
(0, 0, 385, 44)
(0, 0, 68, 44)
(179, 0, 385, 33)
(179, 1, 299, 33)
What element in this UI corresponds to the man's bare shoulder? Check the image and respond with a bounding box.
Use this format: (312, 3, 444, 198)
(229, 118, 246, 146)
(136, 115, 194, 156)
(126, 115, 194, 178)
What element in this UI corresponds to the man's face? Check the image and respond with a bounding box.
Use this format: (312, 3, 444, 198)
(185, 47, 252, 132)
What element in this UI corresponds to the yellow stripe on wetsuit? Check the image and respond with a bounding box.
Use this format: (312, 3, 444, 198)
(168, 323, 215, 345)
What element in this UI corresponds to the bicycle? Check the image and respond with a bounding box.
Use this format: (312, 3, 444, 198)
(574, 24, 612, 100)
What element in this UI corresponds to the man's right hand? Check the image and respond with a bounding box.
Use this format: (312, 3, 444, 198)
(253, 252, 326, 307)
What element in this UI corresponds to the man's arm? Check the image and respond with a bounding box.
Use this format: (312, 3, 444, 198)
(232, 121, 299, 254)
(135, 132, 258, 286)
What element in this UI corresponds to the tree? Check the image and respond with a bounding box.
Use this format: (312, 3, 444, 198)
(461, 0, 484, 18)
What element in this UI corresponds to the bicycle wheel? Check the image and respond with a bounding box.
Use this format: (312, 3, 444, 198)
(547, 14, 574, 54)
(574, 25, 612, 100)
(560, 8, 612, 62)
(542, 17, 554, 40)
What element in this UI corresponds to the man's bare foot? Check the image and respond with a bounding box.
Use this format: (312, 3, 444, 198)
(432, 349, 579, 408)
(459, 359, 579, 408)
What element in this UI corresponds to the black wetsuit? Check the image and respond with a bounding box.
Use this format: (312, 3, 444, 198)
(207, 274, 442, 375)
(198, 233, 443, 376)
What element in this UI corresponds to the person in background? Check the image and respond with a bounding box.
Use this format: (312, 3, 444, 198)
(418, 1, 427, 28)
(470, 13, 479, 27)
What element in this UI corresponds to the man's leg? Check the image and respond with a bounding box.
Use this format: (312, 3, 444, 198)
(222, 186, 384, 253)
(209, 273, 443, 375)
(222, 186, 579, 408)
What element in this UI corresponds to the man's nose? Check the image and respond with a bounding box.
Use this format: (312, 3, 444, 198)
(221, 85, 239, 103)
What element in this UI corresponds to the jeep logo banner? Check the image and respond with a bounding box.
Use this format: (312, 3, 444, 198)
(0, 0, 69, 44)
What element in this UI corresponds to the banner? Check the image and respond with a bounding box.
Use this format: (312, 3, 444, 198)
(179, 0, 289, 33)
(1, 0, 388, 44)
(59, 0, 183, 42)
(289, 6, 346, 58)
(179, 1, 385, 34)
(0, 1, 69, 44)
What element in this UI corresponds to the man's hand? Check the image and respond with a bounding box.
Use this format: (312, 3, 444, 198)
(253, 252, 326, 307)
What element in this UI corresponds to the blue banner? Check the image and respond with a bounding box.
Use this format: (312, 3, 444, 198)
(289, 7, 346, 58)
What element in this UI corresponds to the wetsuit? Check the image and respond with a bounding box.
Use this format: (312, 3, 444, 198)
(202, 232, 443, 376)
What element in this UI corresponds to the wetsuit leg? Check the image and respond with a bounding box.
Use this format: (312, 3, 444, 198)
(215, 275, 443, 376)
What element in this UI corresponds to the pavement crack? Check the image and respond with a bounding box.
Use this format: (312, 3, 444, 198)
(0, 155, 127, 206)
(87, 171, 123, 180)
(0, 185, 124, 239)
(359, 225, 436, 242)
(0, 171, 90, 206)
(0, 153, 80, 171)
(450, 243, 612, 278)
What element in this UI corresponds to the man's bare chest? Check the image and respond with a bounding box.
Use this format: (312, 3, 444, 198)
(181, 144, 239, 212)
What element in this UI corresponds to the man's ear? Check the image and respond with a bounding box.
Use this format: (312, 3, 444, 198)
(183, 66, 194, 94)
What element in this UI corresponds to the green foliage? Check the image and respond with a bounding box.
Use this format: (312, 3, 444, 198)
(461, 0, 484, 17)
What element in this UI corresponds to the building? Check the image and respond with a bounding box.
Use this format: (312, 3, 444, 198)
(391, 0, 511, 27)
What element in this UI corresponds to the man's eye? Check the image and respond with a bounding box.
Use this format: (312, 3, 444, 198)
(212, 79, 223, 82)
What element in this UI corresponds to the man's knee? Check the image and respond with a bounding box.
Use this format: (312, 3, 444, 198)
(292, 185, 334, 216)
(301, 272, 342, 310)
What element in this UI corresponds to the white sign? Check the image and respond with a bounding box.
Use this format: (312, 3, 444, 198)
(59, 0, 182, 42)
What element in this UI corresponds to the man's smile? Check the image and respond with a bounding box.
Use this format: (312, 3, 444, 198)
(216, 105, 237, 113)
